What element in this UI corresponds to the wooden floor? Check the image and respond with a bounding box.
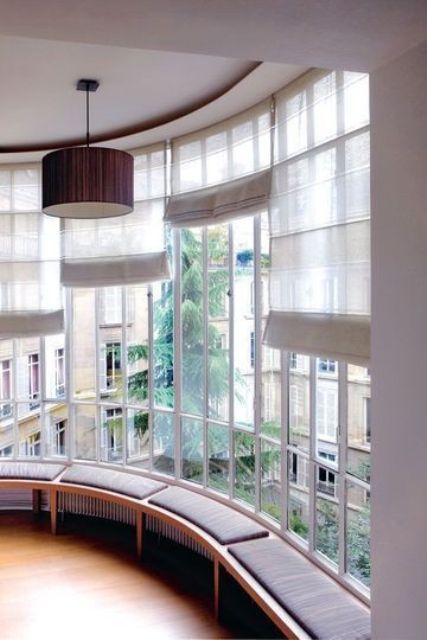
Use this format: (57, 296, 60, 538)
(0, 512, 235, 640)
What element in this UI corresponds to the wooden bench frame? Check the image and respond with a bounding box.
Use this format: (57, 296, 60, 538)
(0, 473, 324, 639)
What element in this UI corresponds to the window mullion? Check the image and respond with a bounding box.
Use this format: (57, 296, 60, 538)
(281, 350, 289, 534)
(40, 337, 46, 459)
(254, 214, 261, 513)
(94, 288, 101, 464)
(202, 228, 208, 489)
(67, 288, 75, 462)
(173, 228, 182, 479)
(229, 223, 235, 499)
(121, 286, 127, 467)
(308, 355, 317, 554)
(338, 361, 348, 577)
(12, 339, 18, 460)
(147, 285, 154, 472)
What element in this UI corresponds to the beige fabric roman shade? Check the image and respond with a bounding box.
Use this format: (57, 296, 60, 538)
(165, 169, 271, 228)
(263, 69, 371, 364)
(61, 144, 170, 287)
(0, 165, 64, 338)
(264, 311, 370, 367)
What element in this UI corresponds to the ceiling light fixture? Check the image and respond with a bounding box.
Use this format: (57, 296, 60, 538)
(42, 79, 134, 219)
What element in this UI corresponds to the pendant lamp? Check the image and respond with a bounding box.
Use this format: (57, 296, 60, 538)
(42, 79, 134, 219)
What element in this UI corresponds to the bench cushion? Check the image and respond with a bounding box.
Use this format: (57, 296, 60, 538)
(148, 486, 269, 545)
(60, 465, 166, 500)
(0, 462, 65, 481)
(229, 538, 370, 640)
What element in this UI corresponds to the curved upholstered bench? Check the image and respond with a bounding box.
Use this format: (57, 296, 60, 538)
(228, 538, 370, 640)
(0, 462, 370, 639)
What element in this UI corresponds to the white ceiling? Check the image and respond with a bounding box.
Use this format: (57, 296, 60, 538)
(0, 0, 426, 71)
(0, 36, 258, 151)
(0, 0, 425, 162)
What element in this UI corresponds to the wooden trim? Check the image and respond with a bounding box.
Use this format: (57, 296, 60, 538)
(213, 558, 220, 620)
(50, 487, 57, 535)
(32, 489, 41, 514)
(136, 510, 144, 561)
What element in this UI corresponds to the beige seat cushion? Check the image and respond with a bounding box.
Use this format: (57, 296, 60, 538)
(149, 486, 269, 544)
(229, 538, 370, 640)
(0, 462, 65, 481)
(60, 465, 166, 500)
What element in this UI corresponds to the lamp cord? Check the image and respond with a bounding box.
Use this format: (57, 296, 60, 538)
(86, 84, 90, 147)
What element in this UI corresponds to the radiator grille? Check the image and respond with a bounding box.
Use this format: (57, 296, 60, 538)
(0, 489, 212, 559)
(58, 492, 136, 525)
(0, 489, 50, 511)
(146, 514, 212, 559)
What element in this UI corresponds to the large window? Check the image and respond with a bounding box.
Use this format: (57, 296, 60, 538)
(0, 67, 370, 599)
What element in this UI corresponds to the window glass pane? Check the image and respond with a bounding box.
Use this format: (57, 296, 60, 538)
(44, 334, 65, 400)
(347, 365, 371, 482)
(347, 480, 371, 587)
(289, 353, 310, 452)
(261, 439, 281, 522)
(208, 423, 229, 494)
(234, 431, 255, 506)
(261, 346, 281, 439)
(153, 411, 174, 476)
(17, 403, 40, 458)
(181, 416, 203, 484)
(206, 132, 228, 185)
(207, 225, 230, 422)
(153, 280, 174, 409)
(344, 72, 369, 132)
(16, 338, 40, 405)
(316, 358, 338, 467)
(181, 228, 204, 416)
(0, 404, 14, 458)
(127, 286, 149, 407)
(99, 288, 123, 405)
(261, 213, 281, 439)
(316, 464, 339, 564)
(99, 286, 122, 325)
(232, 120, 254, 176)
(288, 451, 309, 541)
(233, 217, 254, 430)
(178, 141, 203, 191)
(100, 406, 123, 464)
(313, 72, 337, 145)
(14, 168, 39, 211)
(99, 340, 122, 404)
(75, 404, 96, 461)
(126, 409, 149, 468)
(72, 289, 96, 401)
(44, 402, 68, 458)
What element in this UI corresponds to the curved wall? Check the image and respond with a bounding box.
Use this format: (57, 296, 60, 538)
(0, 67, 371, 603)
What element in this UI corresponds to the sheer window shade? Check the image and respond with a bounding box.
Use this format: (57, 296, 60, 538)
(165, 169, 271, 228)
(264, 70, 370, 364)
(0, 166, 63, 337)
(171, 99, 272, 194)
(61, 144, 170, 287)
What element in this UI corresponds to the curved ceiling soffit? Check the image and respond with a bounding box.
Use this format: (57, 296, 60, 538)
(0, 61, 261, 154)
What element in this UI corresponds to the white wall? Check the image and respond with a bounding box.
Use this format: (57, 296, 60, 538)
(371, 39, 427, 639)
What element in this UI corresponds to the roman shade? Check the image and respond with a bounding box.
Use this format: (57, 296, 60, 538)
(165, 168, 271, 228)
(0, 166, 64, 337)
(171, 99, 272, 194)
(61, 144, 170, 287)
(263, 70, 371, 364)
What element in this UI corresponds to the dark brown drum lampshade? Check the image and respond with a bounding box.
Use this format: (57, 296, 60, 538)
(42, 146, 134, 218)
